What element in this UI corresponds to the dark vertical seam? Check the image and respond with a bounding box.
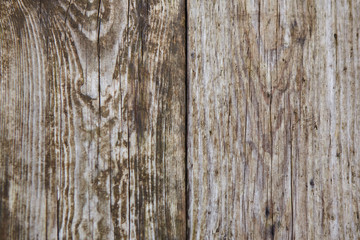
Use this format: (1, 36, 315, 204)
(241, 6, 250, 236)
(57, 27, 63, 240)
(126, 120, 131, 239)
(136, 1, 141, 238)
(126, 0, 131, 239)
(243, 61, 249, 236)
(257, 1, 264, 238)
(109, 128, 112, 237)
(26, 26, 32, 240)
(97, 0, 102, 162)
(270, 1, 277, 239)
(244, 15, 249, 235)
(106, 4, 113, 238)
(18, 29, 24, 240)
(334, 3, 340, 238)
(57, 193, 60, 240)
(0, 21, 3, 239)
(96, 2, 102, 239)
(290, 111, 293, 239)
(287, 4, 293, 239)
(254, 1, 261, 237)
(184, 0, 189, 238)
(299, 26, 305, 238)
(45, 22, 49, 240)
(127, 120, 131, 240)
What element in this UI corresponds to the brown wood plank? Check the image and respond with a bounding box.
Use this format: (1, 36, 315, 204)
(0, 0, 186, 239)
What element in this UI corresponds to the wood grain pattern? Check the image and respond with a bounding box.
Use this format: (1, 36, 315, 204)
(1, 0, 360, 239)
(0, 0, 186, 239)
(187, 0, 360, 239)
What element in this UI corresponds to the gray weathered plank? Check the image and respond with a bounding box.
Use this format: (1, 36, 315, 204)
(187, 0, 360, 239)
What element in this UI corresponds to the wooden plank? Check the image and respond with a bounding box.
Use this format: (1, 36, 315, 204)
(0, 0, 186, 239)
(187, 1, 262, 238)
(187, 0, 360, 239)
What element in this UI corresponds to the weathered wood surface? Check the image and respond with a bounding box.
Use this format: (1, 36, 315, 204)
(0, 0, 186, 239)
(188, 0, 360, 239)
(1, 0, 360, 239)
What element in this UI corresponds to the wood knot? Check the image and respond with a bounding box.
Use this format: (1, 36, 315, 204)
(265, 206, 270, 218)
(310, 179, 314, 187)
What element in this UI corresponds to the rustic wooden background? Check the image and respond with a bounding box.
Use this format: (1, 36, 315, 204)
(0, 0, 359, 239)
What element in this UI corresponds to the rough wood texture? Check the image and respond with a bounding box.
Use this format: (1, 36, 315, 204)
(187, 0, 360, 239)
(1, 0, 360, 239)
(0, 0, 186, 239)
